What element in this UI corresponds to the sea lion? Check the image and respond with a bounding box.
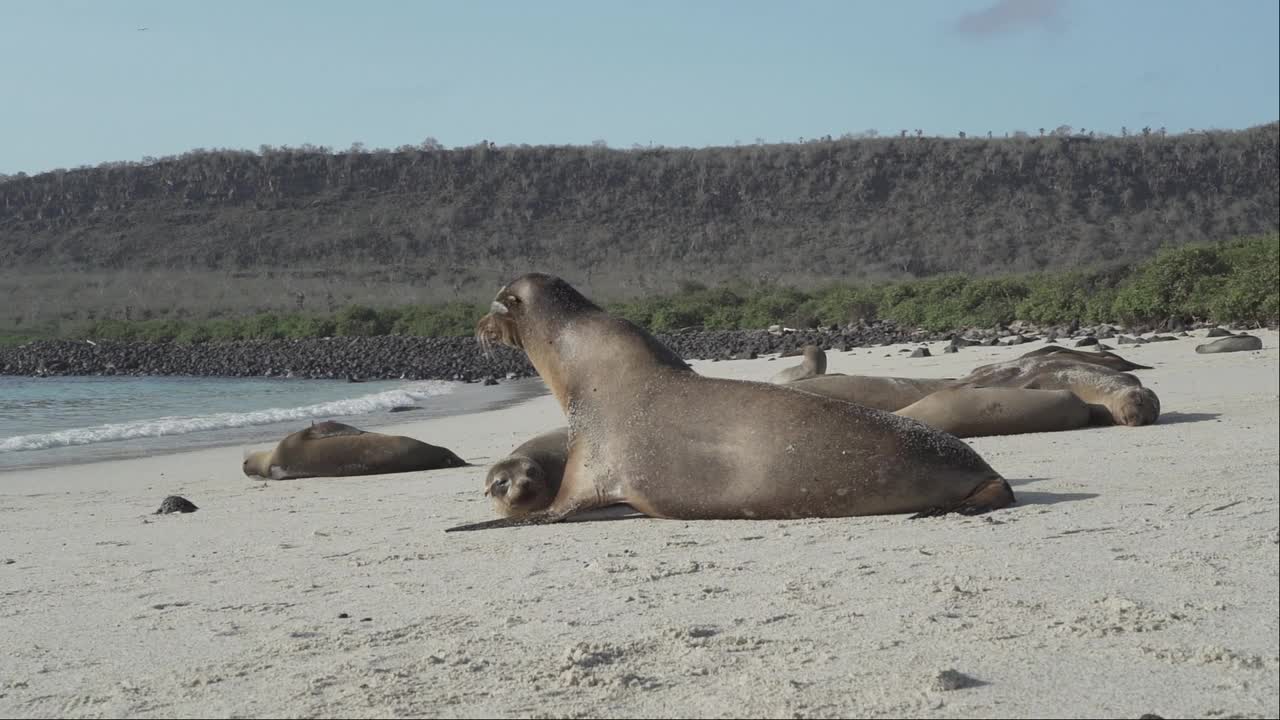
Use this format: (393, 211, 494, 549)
(895, 387, 1092, 438)
(957, 357, 1160, 427)
(447, 273, 1013, 532)
(1018, 345, 1153, 372)
(485, 427, 569, 518)
(770, 345, 826, 383)
(784, 374, 957, 412)
(1195, 335, 1262, 354)
(243, 420, 469, 480)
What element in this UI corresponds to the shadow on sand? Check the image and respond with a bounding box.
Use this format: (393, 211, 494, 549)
(1005, 478, 1099, 507)
(1156, 411, 1222, 425)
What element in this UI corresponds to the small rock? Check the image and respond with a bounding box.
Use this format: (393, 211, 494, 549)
(482, 377, 498, 386)
(1139, 714, 1164, 719)
(931, 669, 979, 692)
(943, 345, 958, 354)
(155, 496, 198, 514)
(909, 348, 931, 358)
(1075, 336, 1099, 347)
(338, 612, 350, 619)
(361, 617, 373, 622)
(3, 559, 14, 565)
(1206, 327, 1232, 337)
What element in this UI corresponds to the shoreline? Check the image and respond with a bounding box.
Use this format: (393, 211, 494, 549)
(0, 376, 551, 474)
(1, 329, 1276, 718)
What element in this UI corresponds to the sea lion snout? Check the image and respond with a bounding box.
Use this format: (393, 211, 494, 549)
(1118, 387, 1161, 426)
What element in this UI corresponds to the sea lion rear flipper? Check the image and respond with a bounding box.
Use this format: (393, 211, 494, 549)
(909, 476, 1016, 519)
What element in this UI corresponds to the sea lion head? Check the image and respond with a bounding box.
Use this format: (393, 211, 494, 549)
(1116, 386, 1161, 426)
(437, 448, 472, 469)
(484, 456, 556, 517)
(802, 344, 827, 374)
(476, 273, 600, 354)
(242, 449, 272, 478)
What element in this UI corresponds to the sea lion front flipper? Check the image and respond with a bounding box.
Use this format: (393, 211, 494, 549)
(444, 509, 570, 533)
(301, 421, 367, 440)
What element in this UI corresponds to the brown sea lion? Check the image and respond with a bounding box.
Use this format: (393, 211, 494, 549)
(770, 345, 827, 383)
(485, 427, 569, 518)
(894, 387, 1092, 438)
(242, 421, 469, 480)
(784, 374, 957, 412)
(957, 358, 1160, 427)
(1194, 335, 1262, 354)
(1019, 345, 1153, 371)
(447, 273, 1013, 532)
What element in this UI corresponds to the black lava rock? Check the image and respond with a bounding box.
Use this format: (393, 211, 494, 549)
(155, 496, 198, 514)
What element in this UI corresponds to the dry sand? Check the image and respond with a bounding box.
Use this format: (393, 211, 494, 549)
(2, 329, 1277, 719)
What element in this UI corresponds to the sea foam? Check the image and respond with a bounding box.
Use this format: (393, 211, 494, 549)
(0, 381, 454, 453)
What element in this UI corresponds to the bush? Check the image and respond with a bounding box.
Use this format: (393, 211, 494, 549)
(335, 305, 387, 336)
(1111, 244, 1227, 322)
(391, 303, 484, 336)
(14, 233, 1277, 344)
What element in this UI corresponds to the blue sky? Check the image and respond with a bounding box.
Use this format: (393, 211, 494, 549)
(2, 0, 1277, 175)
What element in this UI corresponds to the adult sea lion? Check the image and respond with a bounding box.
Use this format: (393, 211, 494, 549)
(485, 427, 569, 518)
(957, 357, 1160, 427)
(243, 421, 469, 480)
(770, 345, 826, 383)
(448, 273, 1013, 532)
(1195, 335, 1262, 354)
(1018, 345, 1153, 372)
(784, 374, 956, 412)
(895, 387, 1092, 438)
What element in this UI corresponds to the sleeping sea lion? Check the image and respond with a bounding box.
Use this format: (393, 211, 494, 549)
(243, 421, 469, 480)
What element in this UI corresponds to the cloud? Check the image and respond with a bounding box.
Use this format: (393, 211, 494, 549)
(951, 0, 1066, 36)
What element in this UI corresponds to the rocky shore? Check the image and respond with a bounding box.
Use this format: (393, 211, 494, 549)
(0, 321, 940, 382)
(0, 317, 1249, 382)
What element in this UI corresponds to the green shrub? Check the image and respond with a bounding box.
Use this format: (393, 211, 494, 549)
(334, 305, 387, 336)
(391, 303, 484, 336)
(8, 233, 1275, 344)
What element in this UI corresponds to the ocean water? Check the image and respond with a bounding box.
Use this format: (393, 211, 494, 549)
(0, 375, 549, 472)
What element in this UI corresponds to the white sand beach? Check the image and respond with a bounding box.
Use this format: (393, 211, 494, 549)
(2, 329, 1277, 719)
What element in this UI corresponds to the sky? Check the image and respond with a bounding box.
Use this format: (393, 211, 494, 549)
(1, 0, 1277, 175)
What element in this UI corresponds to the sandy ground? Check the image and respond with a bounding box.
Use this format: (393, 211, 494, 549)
(2, 329, 1277, 719)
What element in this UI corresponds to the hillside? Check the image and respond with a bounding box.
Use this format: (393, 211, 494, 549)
(1, 124, 1277, 334)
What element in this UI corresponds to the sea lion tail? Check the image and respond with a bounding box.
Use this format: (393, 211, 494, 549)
(909, 475, 1016, 519)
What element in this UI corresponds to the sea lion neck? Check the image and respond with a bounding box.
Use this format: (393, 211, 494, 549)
(522, 311, 691, 412)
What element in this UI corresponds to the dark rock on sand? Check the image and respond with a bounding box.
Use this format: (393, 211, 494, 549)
(155, 496, 198, 514)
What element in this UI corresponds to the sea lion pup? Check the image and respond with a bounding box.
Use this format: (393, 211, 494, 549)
(242, 420, 469, 480)
(783, 374, 957, 412)
(447, 273, 1012, 532)
(957, 358, 1160, 427)
(770, 345, 827, 383)
(894, 387, 1092, 438)
(485, 427, 569, 518)
(1019, 345, 1153, 372)
(1195, 335, 1263, 354)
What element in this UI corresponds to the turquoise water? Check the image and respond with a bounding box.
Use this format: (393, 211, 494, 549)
(0, 375, 548, 472)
